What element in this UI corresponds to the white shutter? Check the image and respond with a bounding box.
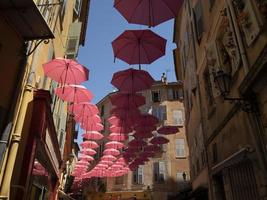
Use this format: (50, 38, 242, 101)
(173, 110, 183, 126)
(176, 139, 185, 157)
(66, 22, 82, 58)
(159, 161, 166, 182)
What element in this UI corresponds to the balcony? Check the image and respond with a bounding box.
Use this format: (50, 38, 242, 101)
(0, 0, 54, 40)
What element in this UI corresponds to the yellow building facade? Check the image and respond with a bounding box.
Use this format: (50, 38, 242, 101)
(0, 0, 90, 199)
(93, 81, 190, 200)
(173, 0, 267, 199)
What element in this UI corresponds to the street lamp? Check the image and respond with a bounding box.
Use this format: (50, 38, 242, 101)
(213, 70, 257, 113)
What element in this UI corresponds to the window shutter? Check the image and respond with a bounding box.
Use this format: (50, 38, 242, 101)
(133, 169, 138, 184)
(66, 22, 82, 58)
(138, 166, 143, 184)
(176, 139, 185, 157)
(168, 89, 173, 100)
(160, 106, 167, 121)
(153, 162, 159, 182)
(159, 161, 166, 182)
(173, 110, 183, 126)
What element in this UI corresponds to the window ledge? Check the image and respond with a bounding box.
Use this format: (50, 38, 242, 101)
(175, 156, 187, 159)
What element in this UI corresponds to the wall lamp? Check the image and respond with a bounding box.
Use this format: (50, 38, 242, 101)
(213, 70, 257, 113)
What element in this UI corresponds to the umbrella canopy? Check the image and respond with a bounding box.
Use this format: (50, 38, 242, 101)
(134, 125, 157, 133)
(135, 114, 159, 126)
(75, 114, 101, 126)
(108, 116, 134, 128)
(81, 123, 104, 132)
(101, 155, 117, 161)
(111, 107, 141, 121)
(42, 58, 89, 85)
(128, 139, 147, 147)
(69, 102, 99, 116)
(111, 68, 154, 93)
(80, 141, 99, 149)
(109, 93, 146, 108)
(108, 133, 129, 141)
(103, 148, 121, 156)
(112, 30, 166, 67)
(82, 132, 104, 140)
(105, 141, 125, 149)
(55, 85, 93, 103)
(99, 160, 114, 165)
(150, 136, 169, 145)
(80, 148, 97, 155)
(157, 126, 179, 135)
(79, 154, 94, 161)
(133, 131, 154, 139)
(114, 0, 184, 27)
(144, 145, 161, 152)
(109, 125, 132, 134)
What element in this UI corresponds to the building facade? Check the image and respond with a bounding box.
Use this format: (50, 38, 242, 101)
(173, 0, 267, 199)
(95, 81, 190, 200)
(0, 0, 90, 199)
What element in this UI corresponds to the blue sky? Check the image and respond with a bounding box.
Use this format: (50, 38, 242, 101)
(77, 0, 177, 104)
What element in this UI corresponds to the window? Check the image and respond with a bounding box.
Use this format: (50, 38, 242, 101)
(154, 162, 166, 183)
(65, 22, 82, 58)
(168, 89, 182, 100)
(172, 110, 184, 126)
(176, 172, 186, 182)
(151, 90, 161, 102)
(194, 0, 204, 41)
(152, 106, 167, 121)
(176, 139, 185, 157)
(133, 166, 143, 184)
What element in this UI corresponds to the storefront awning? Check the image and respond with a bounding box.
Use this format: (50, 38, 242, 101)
(0, 0, 54, 40)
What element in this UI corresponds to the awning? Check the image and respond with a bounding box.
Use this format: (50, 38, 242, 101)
(0, 0, 54, 40)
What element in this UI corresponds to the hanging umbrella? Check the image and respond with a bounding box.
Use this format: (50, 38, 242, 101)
(82, 132, 104, 140)
(157, 126, 179, 135)
(112, 30, 166, 68)
(55, 85, 93, 103)
(75, 115, 102, 127)
(134, 131, 154, 139)
(79, 154, 94, 161)
(144, 145, 161, 152)
(80, 148, 97, 155)
(103, 148, 121, 156)
(43, 58, 89, 85)
(111, 107, 141, 121)
(134, 125, 157, 133)
(105, 141, 125, 149)
(109, 93, 146, 108)
(110, 125, 132, 134)
(81, 123, 104, 132)
(99, 160, 114, 165)
(111, 68, 155, 93)
(108, 133, 129, 141)
(135, 114, 159, 126)
(114, 0, 184, 27)
(128, 139, 146, 147)
(69, 102, 99, 116)
(150, 136, 169, 145)
(108, 116, 134, 128)
(101, 155, 117, 161)
(76, 160, 89, 165)
(80, 141, 99, 149)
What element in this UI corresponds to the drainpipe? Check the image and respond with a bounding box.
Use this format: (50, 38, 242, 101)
(226, 0, 249, 74)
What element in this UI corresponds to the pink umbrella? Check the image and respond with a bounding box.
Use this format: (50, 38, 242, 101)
(112, 30, 166, 68)
(114, 0, 184, 27)
(76, 160, 88, 165)
(79, 154, 94, 161)
(108, 133, 129, 141)
(150, 136, 169, 145)
(97, 164, 109, 168)
(101, 155, 117, 161)
(81, 123, 104, 132)
(111, 107, 141, 121)
(82, 131, 103, 140)
(134, 131, 154, 139)
(80, 141, 99, 149)
(144, 145, 161, 152)
(80, 148, 97, 155)
(103, 148, 121, 156)
(42, 58, 89, 85)
(108, 116, 134, 128)
(111, 68, 155, 92)
(128, 139, 146, 147)
(99, 160, 114, 165)
(109, 93, 146, 108)
(135, 114, 159, 126)
(69, 102, 99, 116)
(157, 126, 179, 135)
(105, 141, 125, 149)
(134, 125, 157, 133)
(110, 125, 132, 134)
(55, 85, 93, 103)
(75, 114, 101, 125)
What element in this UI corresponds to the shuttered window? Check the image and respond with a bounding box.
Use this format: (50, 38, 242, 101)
(154, 162, 166, 183)
(66, 22, 82, 58)
(173, 110, 184, 126)
(133, 166, 143, 184)
(152, 106, 167, 121)
(176, 139, 185, 157)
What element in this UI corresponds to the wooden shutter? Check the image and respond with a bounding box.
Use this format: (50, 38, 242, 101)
(154, 162, 159, 182)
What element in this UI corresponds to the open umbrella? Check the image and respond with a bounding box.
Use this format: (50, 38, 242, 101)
(110, 125, 132, 134)
(81, 123, 104, 132)
(150, 136, 169, 145)
(134, 125, 157, 133)
(157, 126, 179, 135)
(111, 107, 141, 121)
(108, 116, 134, 128)
(109, 93, 146, 108)
(43, 58, 89, 85)
(108, 133, 129, 141)
(55, 85, 93, 103)
(82, 132, 104, 140)
(111, 68, 155, 93)
(144, 145, 161, 152)
(101, 155, 117, 161)
(80, 141, 99, 149)
(80, 148, 97, 155)
(69, 102, 99, 116)
(128, 139, 146, 147)
(103, 148, 121, 156)
(114, 0, 184, 27)
(135, 114, 159, 126)
(79, 154, 94, 161)
(134, 131, 154, 139)
(112, 30, 166, 68)
(105, 141, 125, 149)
